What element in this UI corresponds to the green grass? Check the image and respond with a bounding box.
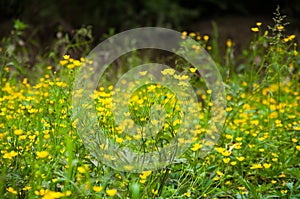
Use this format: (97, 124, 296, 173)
(1, 9, 300, 199)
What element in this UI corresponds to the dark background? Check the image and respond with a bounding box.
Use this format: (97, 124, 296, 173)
(1, 0, 300, 47)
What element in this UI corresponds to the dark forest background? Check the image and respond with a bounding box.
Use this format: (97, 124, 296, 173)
(1, 0, 300, 55)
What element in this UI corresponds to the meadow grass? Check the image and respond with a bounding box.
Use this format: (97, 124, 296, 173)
(1, 10, 300, 199)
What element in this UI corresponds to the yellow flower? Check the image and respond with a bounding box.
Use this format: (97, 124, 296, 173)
(281, 189, 288, 194)
(222, 158, 230, 163)
(230, 161, 237, 166)
(36, 151, 49, 159)
(77, 166, 86, 174)
(106, 189, 117, 196)
(250, 163, 263, 169)
(225, 134, 232, 139)
(191, 143, 202, 151)
(161, 68, 175, 76)
(216, 147, 225, 153)
(151, 189, 158, 196)
(59, 60, 68, 66)
(221, 150, 231, 157)
(184, 191, 191, 197)
(42, 190, 64, 199)
(139, 71, 147, 76)
(14, 129, 23, 136)
(189, 32, 196, 37)
(251, 27, 259, 32)
(141, 170, 152, 177)
(203, 35, 209, 41)
(263, 163, 271, 169)
(22, 186, 31, 191)
(226, 39, 232, 48)
(271, 180, 277, 184)
(296, 145, 300, 151)
(216, 171, 224, 176)
(189, 67, 197, 73)
(277, 25, 284, 31)
(284, 35, 296, 42)
(93, 186, 103, 192)
(115, 137, 124, 144)
(181, 31, 187, 39)
(65, 190, 71, 196)
(181, 31, 187, 36)
(236, 156, 245, 161)
(256, 22, 262, 26)
(3, 151, 18, 159)
(7, 187, 17, 194)
(63, 55, 70, 60)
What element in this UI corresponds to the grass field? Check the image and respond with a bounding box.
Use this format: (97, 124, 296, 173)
(0, 9, 300, 199)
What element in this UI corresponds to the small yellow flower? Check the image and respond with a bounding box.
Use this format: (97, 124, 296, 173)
(14, 129, 23, 136)
(151, 189, 158, 196)
(184, 191, 191, 197)
(93, 186, 103, 192)
(189, 67, 197, 73)
(59, 60, 68, 66)
(236, 156, 245, 161)
(222, 157, 230, 163)
(181, 31, 187, 39)
(271, 180, 277, 184)
(22, 186, 31, 191)
(251, 27, 259, 32)
(226, 39, 232, 48)
(161, 68, 175, 76)
(250, 163, 263, 169)
(141, 170, 152, 177)
(65, 190, 72, 196)
(216, 171, 224, 176)
(36, 151, 49, 159)
(281, 189, 288, 194)
(256, 22, 262, 26)
(189, 32, 196, 37)
(277, 25, 284, 31)
(292, 138, 298, 143)
(263, 163, 271, 169)
(203, 35, 209, 41)
(221, 150, 231, 157)
(77, 166, 86, 174)
(191, 143, 202, 151)
(181, 31, 187, 36)
(139, 71, 147, 76)
(106, 189, 117, 196)
(115, 137, 124, 144)
(296, 145, 300, 151)
(7, 187, 17, 194)
(63, 55, 70, 60)
(3, 151, 18, 159)
(230, 161, 237, 166)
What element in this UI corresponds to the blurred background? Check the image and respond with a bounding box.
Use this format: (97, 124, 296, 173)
(1, 0, 300, 57)
(1, 0, 300, 38)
